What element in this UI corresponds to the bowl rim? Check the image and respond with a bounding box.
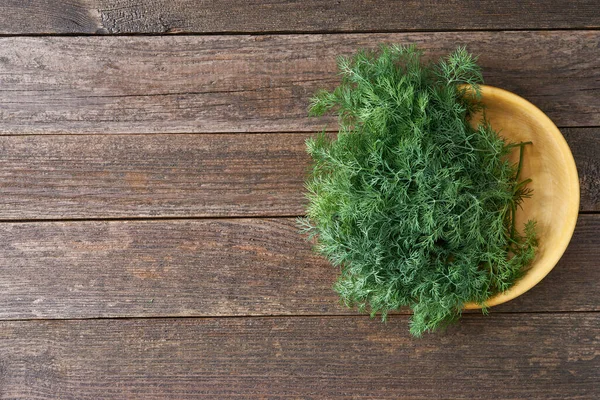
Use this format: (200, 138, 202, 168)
(463, 85, 580, 310)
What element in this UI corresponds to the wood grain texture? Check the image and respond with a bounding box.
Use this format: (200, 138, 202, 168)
(0, 0, 599, 34)
(0, 32, 598, 135)
(0, 129, 596, 221)
(563, 128, 600, 211)
(0, 134, 308, 219)
(0, 215, 597, 320)
(0, 218, 338, 319)
(0, 3, 596, 397)
(0, 0, 101, 35)
(0, 314, 598, 399)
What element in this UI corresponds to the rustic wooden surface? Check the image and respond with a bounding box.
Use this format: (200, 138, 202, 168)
(0, 1, 598, 398)
(0, 134, 308, 219)
(0, 314, 598, 399)
(0, 32, 598, 135)
(1, 0, 599, 34)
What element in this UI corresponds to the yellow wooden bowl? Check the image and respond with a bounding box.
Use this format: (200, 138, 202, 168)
(463, 85, 580, 309)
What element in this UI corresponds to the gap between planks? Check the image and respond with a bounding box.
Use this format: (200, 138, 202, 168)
(1, 27, 600, 38)
(2, 309, 599, 323)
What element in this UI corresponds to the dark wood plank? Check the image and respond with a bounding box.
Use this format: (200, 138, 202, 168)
(563, 128, 600, 212)
(0, 218, 339, 319)
(0, 314, 597, 398)
(0, 0, 101, 35)
(0, 134, 308, 219)
(0, 32, 598, 135)
(1, 0, 599, 34)
(0, 215, 597, 320)
(0, 129, 597, 221)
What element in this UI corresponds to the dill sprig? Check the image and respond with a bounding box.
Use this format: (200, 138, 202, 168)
(299, 45, 537, 336)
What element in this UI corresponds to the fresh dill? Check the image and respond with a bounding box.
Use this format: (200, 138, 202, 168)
(299, 45, 537, 336)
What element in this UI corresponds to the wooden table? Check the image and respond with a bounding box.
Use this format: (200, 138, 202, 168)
(0, 1, 598, 398)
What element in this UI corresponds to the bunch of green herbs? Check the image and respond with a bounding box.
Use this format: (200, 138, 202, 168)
(299, 45, 537, 336)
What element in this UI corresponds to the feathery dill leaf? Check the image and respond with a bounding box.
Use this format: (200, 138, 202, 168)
(300, 45, 537, 336)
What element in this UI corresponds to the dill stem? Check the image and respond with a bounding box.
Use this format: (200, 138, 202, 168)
(510, 202, 517, 242)
(512, 141, 532, 181)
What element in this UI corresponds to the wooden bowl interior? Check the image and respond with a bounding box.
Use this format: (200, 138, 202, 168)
(464, 85, 579, 309)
